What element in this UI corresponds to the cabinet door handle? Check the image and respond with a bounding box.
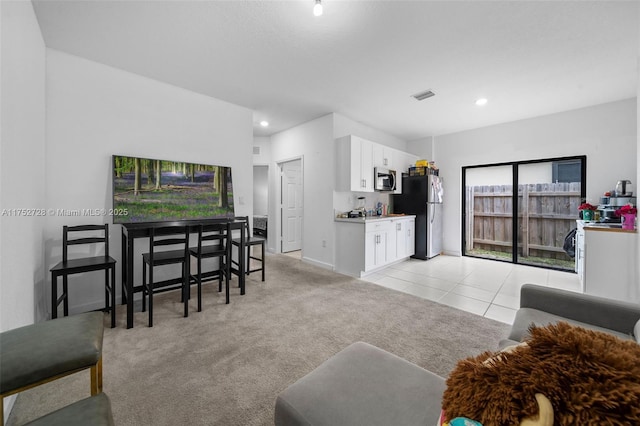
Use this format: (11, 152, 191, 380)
(384, 158, 388, 166)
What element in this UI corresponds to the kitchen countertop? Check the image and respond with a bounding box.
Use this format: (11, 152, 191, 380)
(579, 220, 637, 233)
(335, 214, 415, 223)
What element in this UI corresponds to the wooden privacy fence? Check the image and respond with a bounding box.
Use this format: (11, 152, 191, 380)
(465, 182, 581, 260)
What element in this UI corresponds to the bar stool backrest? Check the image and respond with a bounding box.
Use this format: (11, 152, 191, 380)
(148, 225, 189, 262)
(234, 216, 251, 239)
(198, 222, 230, 252)
(63, 224, 110, 262)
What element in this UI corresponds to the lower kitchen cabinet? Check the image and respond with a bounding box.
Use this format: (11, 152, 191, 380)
(335, 216, 416, 277)
(577, 221, 638, 302)
(365, 225, 388, 270)
(394, 218, 414, 260)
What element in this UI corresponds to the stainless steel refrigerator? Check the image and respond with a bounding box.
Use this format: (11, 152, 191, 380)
(392, 174, 443, 259)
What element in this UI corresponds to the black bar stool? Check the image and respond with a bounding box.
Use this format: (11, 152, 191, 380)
(231, 216, 266, 282)
(50, 224, 116, 328)
(141, 225, 190, 327)
(189, 222, 232, 308)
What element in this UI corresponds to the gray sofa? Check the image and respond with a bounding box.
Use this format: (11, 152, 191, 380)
(506, 283, 640, 345)
(274, 283, 640, 426)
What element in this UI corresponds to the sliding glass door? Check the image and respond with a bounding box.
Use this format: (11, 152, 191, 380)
(463, 156, 585, 271)
(463, 165, 514, 262)
(516, 160, 582, 269)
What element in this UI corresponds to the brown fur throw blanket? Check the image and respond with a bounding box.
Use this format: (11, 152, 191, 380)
(441, 322, 640, 425)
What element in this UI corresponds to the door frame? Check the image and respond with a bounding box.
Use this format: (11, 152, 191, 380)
(276, 156, 304, 255)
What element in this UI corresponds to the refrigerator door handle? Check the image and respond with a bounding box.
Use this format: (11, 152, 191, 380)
(430, 202, 436, 224)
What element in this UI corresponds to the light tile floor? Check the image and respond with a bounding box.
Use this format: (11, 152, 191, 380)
(362, 255, 581, 325)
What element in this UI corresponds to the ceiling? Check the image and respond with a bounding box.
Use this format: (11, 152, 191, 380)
(31, 0, 638, 141)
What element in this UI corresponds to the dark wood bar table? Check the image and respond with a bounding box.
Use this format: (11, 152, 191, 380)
(120, 217, 247, 329)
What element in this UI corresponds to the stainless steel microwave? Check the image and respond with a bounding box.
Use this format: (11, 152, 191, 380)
(374, 167, 396, 191)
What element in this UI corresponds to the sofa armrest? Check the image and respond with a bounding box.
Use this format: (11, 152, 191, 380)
(519, 284, 640, 337)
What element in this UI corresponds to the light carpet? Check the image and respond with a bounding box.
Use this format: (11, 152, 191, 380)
(8, 254, 510, 425)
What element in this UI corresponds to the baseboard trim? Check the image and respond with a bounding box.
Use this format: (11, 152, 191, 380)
(301, 257, 333, 271)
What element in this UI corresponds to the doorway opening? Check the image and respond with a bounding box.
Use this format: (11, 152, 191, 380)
(278, 158, 303, 255)
(253, 165, 269, 240)
(462, 156, 586, 271)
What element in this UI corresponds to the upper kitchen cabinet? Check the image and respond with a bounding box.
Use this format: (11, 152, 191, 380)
(336, 135, 374, 192)
(373, 144, 395, 169)
(336, 135, 419, 194)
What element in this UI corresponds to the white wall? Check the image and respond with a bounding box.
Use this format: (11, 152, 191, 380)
(253, 136, 270, 216)
(252, 136, 271, 166)
(44, 50, 253, 313)
(434, 99, 637, 256)
(253, 165, 268, 216)
(1, 1, 47, 328)
(636, 13, 640, 301)
(0, 0, 47, 418)
(269, 114, 334, 267)
(407, 136, 434, 165)
(333, 114, 407, 150)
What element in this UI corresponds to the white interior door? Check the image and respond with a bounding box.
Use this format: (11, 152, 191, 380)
(281, 159, 302, 253)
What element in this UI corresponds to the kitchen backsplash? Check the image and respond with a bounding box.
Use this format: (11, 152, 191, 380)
(333, 191, 391, 216)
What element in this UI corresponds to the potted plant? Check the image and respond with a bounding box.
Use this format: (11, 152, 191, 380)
(578, 202, 597, 221)
(615, 204, 637, 230)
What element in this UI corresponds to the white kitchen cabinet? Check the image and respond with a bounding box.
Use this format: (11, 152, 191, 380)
(373, 144, 395, 169)
(582, 225, 638, 302)
(334, 216, 416, 277)
(574, 221, 585, 291)
(336, 135, 374, 192)
(364, 221, 395, 271)
(337, 135, 419, 194)
(407, 219, 416, 256)
(394, 218, 415, 260)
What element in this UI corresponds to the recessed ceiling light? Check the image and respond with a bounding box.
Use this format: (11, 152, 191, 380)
(313, 0, 323, 16)
(475, 98, 488, 106)
(260, 120, 269, 127)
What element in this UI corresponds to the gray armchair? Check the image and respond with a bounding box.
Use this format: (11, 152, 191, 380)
(508, 284, 640, 344)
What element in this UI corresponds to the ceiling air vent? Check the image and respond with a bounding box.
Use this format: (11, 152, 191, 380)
(253, 146, 261, 155)
(412, 90, 435, 101)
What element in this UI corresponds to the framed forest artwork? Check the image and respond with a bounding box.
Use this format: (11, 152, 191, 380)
(112, 155, 234, 224)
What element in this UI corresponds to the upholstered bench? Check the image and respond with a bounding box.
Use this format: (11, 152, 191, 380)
(274, 341, 446, 426)
(0, 312, 105, 425)
(24, 393, 114, 426)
